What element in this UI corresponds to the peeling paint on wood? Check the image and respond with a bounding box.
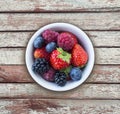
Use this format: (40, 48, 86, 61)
(0, 99, 119, 114)
(0, 13, 120, 31)
(0, 0, 120, 12)
(95, 48, 120, 64)
(0, 48, 24, 64)
(0, 66, 32, 82)
(88, 65, 120, 83)
(0, 32, 33, 47)
(0, 83, 119, 99)
(86, 31, 120, 47)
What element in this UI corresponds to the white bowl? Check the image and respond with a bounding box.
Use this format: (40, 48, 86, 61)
(25, 23, 95, 91)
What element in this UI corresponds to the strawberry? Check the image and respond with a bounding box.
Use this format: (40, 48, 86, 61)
(72, 44, 88, 67)
(63, 32, 78, 45)
(34, 47, 50, 60)
(50, 48, 71, 70)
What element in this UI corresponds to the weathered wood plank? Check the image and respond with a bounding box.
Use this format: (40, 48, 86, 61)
(0, 13, 120, 31)
(87, 65, 120, 83)
(0, 83, 119, 99)
(0, 99, 120, 114)
(0, 48, 120, 64)
(0, 65, 120, 83)
(0, 48, 24, 64)
(0, 31, 120, 47)
(0, 32, 33, 47)
(0, 65, 32, 82)
(0, 0, 120, 12)
(87, 31, 120, 47)
(95, 48, 120, 64)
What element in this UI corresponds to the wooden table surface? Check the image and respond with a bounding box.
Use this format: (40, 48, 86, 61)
(0, 0, 120, 114)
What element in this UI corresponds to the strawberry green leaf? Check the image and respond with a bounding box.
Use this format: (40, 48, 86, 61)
(57, 48, 71, 63)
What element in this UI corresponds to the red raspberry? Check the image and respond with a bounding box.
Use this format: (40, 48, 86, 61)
(57, 32, 74, 51)
(42, 29, 59, 43)
(63, 32, 78, 45)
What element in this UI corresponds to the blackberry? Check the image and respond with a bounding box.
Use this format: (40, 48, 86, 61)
(32, 58, 50, 74)
(54, 72, 67, 86)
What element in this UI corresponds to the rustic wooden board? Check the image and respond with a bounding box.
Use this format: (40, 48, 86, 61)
(0, 48, 120, 64)
(0, 0, 120, 12)
(0, 13, 120, 31)
(87, 31, 120, 47)
(0, 32, 33, 47)
(0, 99, 120, 114)
(0, 83, 119, 99)
(0, 65, 120, 83)
(0, 31, 120, 47)
(0, 48, 24, 64)
(0, 1, 119, 114)
(0, 65, 32, 82)
(95, 48, 120, 64)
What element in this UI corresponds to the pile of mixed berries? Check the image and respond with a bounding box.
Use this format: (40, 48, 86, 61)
(32, 29, 88, 87)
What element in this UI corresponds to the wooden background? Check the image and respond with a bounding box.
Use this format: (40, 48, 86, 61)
(0, 0, 120, 114)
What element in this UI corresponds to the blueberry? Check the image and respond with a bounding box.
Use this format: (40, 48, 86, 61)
(70, 67, 82, 81)
(33, 36, 45, 48)
(45, 42, 57, 53)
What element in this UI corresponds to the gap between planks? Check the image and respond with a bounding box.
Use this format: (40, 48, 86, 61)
(0, 98, 119, 100)
(0, 10, 120, 13)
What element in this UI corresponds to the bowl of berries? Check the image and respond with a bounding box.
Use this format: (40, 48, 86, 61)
(25, 23, 95, 91)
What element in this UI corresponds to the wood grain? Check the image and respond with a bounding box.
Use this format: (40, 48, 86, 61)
(87, 31, 120, 47)
(0, 0, 120, 12)
(0, 31, 120, 47)
(0, 13, 120, 31)
(0, 48, 24, 64)
(0, 99, 120, 114)
(0, 32, 33, 47)
(95, 48, 120, 64)
(0, 0, 119, 113)
(0, 83, 119, 99)
(0, 65, 120, 83)
(0, 48, 120, 64)
(0, 65, 32, 82)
